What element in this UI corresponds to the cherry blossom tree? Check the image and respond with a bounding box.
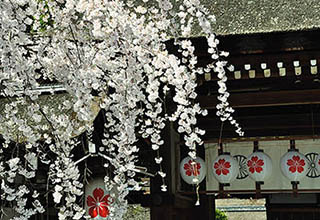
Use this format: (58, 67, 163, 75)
(0, 0, 243, 219)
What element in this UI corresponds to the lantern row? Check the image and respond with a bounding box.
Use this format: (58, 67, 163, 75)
(180, 151, 316, 185)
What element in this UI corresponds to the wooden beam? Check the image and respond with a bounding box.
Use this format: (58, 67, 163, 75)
(203, 135, 320, 144)
(267, 207, 320, 213)
(180, 189, 320, 195)
(199, 112, 318, 130)
(202, 128, 320, 140)
(197, 109, 320, 139)
(197, 89, 320, 109)
(169, 30, 320, 58)
(218, 29, 320, 55)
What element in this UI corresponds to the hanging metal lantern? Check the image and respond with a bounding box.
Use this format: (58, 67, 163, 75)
(85, 178, 113, 220)
(212, 154, 239, 184)
(280, 151, 308, 182)
(180, 156, 206, 184)
(247, 152, 273, 182)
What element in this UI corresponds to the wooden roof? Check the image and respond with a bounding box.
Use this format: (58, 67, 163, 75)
(191, 29, 320, 141)
(205, 0, 320, 36)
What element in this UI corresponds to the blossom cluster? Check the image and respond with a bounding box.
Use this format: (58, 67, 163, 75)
(0, 0, 242, 219)
(207, 35, 244, 136)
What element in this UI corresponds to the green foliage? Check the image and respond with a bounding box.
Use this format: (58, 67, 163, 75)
(29, 0, 54, 33)
(123, 205, 150, 220)
(216, 209, 228, 220)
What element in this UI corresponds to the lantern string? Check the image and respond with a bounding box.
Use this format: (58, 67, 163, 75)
(218, 122, 224, 155)
(218, 122, 224, 146)
(195, 184, 200, 206)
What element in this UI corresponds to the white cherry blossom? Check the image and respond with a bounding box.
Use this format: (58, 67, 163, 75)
(0, 0, 243, 219)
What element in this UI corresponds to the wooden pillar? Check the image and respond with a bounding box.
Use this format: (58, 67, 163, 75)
(150, 122, 215, 219)
(150, 122, 178, 220)
(208, 195, 216, 220)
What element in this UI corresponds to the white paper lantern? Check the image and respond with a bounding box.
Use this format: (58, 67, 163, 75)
(247, 152, 272, 182)
(85, 178, 113, 220)
(315, 154, 320, 174)
(280, 151, 308, 182)
(180, 156, 206, 184)
(212, 154, 239, 184)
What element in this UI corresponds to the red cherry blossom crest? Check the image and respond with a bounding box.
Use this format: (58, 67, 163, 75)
(247, 156, 264, 174)
(87, 188, 111, 218)
(214, 159, 231, 176)
(184, 160, 201, 176)
(287, 155, 305, 173)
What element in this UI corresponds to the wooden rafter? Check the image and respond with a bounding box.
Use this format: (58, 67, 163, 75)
(197, 89, 320, 109)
